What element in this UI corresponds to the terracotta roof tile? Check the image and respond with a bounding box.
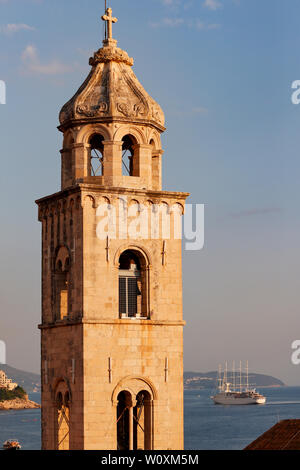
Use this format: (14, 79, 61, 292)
(245, 420, 300, 450)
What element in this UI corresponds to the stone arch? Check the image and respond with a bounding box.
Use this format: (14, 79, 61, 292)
(54, 245, 71, 272)
(99, 195, 111, 205)
(76, 123, 112, 144)
(148, 130, 161, 150)
(161, 201, 170, 213)
(113, 244, 152, 269)
(84, 194, 96, 209)
(114, 125, 147, 145)
(112, 376, 158, 405)
(53, 378, 71, 451)
(128, 198, 141, 208)
(52, 377, 73, 403)
(149, 139, 156, 151)
(172, 202, 184, 216)
(113, 377, 156, 450)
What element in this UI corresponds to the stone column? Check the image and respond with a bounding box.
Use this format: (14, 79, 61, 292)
(147, 265, 151, 319)
(151, 150, 164, 190)
(129, 405, 134, 450)
(60, 149, 68, 189)
(102, 141, 123, 181)
(73, 143, 89, 180)
(132, 144, 153, 186)
(144, 399, 153, 450)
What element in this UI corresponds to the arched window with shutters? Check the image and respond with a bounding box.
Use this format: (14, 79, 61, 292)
(118, 250, 148, 319)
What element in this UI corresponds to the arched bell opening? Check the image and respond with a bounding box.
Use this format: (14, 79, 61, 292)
(89, 134, 104, 176)
(133, 390, 152, 450)
(117, 391, 133, 450)
(116, 389, 153, 451)
(118, 249, 148, 319)
(122, 135, 138, 177)
(55, 384, 70, 450)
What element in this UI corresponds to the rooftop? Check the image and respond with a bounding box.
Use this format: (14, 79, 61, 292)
(245, 420, 300, 450)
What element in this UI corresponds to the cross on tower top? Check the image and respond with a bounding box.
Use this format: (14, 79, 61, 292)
(102, 7, 118, 40)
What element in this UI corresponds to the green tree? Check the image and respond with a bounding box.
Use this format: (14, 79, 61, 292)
(0, 386, 27, 402)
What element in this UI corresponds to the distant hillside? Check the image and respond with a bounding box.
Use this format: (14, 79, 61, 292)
(0, 366, 284, 393)
(184, 371, 285, 389)
(0, 365, 40, 393)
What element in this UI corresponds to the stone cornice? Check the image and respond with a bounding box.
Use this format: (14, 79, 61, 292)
(39, 319, 186, 330)
(35, 184, 190, 206)
(57, 116, 166, 134)
(89, 45, 134, 67)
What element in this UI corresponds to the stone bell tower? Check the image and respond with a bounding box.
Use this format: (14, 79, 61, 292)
(36, 8, 189, 450)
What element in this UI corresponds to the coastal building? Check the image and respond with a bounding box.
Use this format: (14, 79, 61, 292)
(0, 370, 18, 391)
(36, 8, 188, 450)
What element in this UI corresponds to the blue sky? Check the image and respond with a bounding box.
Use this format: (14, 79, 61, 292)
(0, 0, 300, 385)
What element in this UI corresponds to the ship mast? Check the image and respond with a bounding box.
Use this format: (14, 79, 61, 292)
(218, 364, 222, 391)
(246, 360, 249, 392)
(232, 360, 235, 392)
(239, 360, 242, 393)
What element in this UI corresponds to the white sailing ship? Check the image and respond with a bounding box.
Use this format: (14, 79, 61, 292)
(211, 361, 266, 405)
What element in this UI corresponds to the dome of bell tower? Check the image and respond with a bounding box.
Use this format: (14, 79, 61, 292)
(58, 7, 166, 193)
(59, 10, 165, 132)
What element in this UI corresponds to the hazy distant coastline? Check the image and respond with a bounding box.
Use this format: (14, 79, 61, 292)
(0, 365, 41, 393)
(184, 371, 285, 390)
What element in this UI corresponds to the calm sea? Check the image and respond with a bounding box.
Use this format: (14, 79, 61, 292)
(1, 388, 300, 450)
